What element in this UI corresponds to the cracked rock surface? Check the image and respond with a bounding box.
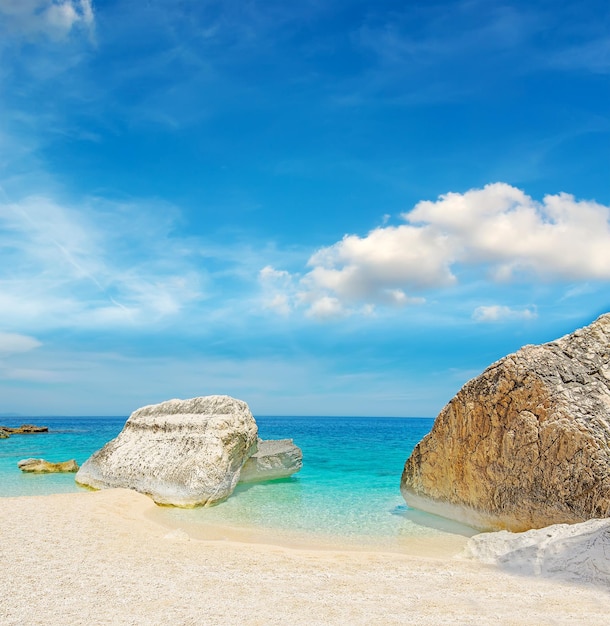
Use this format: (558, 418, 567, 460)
(401, 313, 610, 531)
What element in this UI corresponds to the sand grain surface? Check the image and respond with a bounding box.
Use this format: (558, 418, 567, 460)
(1, 489, 609, 625)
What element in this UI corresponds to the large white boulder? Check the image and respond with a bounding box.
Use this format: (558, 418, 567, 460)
(463, 518, 610, 588)
(76, 395, 258, 507)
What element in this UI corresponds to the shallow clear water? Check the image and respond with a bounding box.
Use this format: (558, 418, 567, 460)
(0, 416, 124, 497)
(0, 415, 476, 544)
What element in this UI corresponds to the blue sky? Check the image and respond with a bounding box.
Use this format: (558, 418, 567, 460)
(0, 0, 609, 417)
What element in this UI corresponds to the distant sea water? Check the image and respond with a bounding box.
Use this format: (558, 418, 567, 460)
(0, 416, 476, 546)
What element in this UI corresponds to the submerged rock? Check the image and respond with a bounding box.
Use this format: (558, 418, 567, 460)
(239, 439, 303, 483)
(463, 518, 610, 588)
(18, 458, 79, 473)
(401, 313, 610, 531)
(76, 395, 258, 507)
(0, 424, 49, 438)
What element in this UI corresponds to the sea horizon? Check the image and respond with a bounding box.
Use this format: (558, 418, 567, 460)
(1, 413, 435, 420)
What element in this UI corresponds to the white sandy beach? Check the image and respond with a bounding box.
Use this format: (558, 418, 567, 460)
(1, 488, 608, 626)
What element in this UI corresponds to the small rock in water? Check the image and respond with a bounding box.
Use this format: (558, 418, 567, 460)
(0, 424, 49, 438)
(239, 438, 303, 483)
(18, 458, 79, 473)
(12, 424, 49, 434)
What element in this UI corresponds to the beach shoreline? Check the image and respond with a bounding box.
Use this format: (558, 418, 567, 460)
(2, 488, 609, 625)
(143, 495, 474, 558)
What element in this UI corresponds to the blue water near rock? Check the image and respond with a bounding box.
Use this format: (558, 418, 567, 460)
(0, 416, 123, 497)
(0, 415, 475, 543)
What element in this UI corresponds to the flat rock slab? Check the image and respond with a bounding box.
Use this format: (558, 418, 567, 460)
(239, 439, 303, 483)
(0, 424, 48, 438)
(18, 458, 79, 473)
(463, 518, 610, 588)
(75, 395, 258, 507)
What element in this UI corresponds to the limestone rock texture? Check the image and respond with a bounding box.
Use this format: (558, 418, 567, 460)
(75, 395, 258, 507)
(238, 439, 303, 483)
(401, 313, 610, 532)
(18, 458, 79, 473)
(463, 518, 610, 588)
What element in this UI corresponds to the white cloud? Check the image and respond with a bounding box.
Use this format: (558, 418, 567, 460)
(259, 265, 298, 314)
(0, 194, 205, 331)
(46, 2, 80, 33)
(0, 0, 94, 41)
(259, 265, 293, 286)
(408, 183, 610, 281)
(305, 296, 346, 320)
(305, 223, 455, 297)
(0, 332, 41, 355)
(361, 303, 376, 317)
(560, 284, 595, 301)
(264, 183, 610, 318)
(472, 305, 538, 323)
(0, 330, 47, 382)
(264, 294, 291, 315)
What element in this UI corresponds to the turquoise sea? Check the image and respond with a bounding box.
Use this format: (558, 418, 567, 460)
(0, 416, 476, 547)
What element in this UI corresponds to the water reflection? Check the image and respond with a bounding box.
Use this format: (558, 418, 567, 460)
(392, 504, 478, 537)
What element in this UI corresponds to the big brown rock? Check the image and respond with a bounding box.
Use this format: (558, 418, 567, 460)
(401, 313, 610, 532)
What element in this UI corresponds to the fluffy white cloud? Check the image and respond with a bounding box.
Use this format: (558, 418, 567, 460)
(305, 223, 456, 297)
(409, 183, 610, 281)
(265, 184, 610, 318)
(472, 305, 537, 323)
(0, 0, 94, 40)
(305, 296, 346, 320)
